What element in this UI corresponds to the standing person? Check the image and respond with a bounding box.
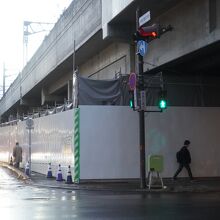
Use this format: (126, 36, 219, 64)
(173, 140, 193, 180)
(13, 142, 22, 168)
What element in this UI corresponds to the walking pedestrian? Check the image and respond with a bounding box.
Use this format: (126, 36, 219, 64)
(13, 142, 22, 168)
(173, 140, 193, 180)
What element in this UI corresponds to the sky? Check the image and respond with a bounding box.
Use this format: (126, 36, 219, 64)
(0, 0, 72, 96)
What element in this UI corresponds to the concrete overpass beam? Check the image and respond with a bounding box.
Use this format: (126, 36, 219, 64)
(47, 73, 71, 95)
(41, 87, 64, 105)
(80, 42, 133, 79)
(103, 23, 133, 41)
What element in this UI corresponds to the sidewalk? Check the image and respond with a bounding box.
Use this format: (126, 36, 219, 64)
(2, 163, 220, 193)
(29, 172, 220, 193)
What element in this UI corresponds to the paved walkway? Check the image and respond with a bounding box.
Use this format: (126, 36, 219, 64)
(1, 162, 220, 193)
(30, 172, 220, 193)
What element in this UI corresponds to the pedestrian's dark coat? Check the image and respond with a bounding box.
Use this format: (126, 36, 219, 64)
(173, 140, 193, 180)
(178, 146, 191, 165)
(13, 144, 22, 163)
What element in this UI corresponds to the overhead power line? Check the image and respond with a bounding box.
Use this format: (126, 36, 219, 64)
(23, 21, 54, 66)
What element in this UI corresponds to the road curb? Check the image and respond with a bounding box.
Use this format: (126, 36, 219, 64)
(0, 162, 31, 182)
(28, 179, 170, 193)
(25, 180, 220, 193)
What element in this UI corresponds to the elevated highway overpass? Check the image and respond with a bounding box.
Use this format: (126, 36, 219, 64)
(1, 0, 220, 122)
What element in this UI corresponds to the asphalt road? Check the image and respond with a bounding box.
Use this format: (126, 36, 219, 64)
(0, 167, 220, 220)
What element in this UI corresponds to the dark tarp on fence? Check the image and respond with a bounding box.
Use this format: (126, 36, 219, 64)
(77, 73, 220, 107)
(78, 75, 129, 105)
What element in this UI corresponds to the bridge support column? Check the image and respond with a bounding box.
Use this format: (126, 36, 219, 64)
(67, 80, 73, 102)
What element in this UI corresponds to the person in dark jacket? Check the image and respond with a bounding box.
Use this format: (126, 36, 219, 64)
(173, 140, 193, 180)
(13, 142, 22, 168)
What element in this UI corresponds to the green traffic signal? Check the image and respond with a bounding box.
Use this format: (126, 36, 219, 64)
(159, 99, 167, 109)
(158, 90, 167, 110)
(129, 99, 134, 108)
(129, 90, 135, 110)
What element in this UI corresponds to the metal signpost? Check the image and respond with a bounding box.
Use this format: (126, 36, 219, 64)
(134, 8, 172, 189)
(140, 90, 146, 110)
(26, 118, 34, 176)
(136, 8, 147, 189)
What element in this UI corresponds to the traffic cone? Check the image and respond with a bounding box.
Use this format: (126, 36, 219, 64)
(65, 165, 73, 184)
(56, 164, 63, 181)
(25, 161, 30, 176)
(46, 162, 53, 178)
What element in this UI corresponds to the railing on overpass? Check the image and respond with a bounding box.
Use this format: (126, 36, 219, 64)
(0, 100, 73, 127)
(0, 119, 19, 127)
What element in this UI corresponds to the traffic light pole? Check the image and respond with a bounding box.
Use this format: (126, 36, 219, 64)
(136, 8, 146, 189)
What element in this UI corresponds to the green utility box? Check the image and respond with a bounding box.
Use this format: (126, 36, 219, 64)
(148, 155, 164, 173)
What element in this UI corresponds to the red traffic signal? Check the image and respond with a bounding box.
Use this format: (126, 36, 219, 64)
(133, 24, 173, 42)
(138, 24, 160, 38)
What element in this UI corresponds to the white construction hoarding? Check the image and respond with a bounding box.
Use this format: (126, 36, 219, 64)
(0, 106, 220, 180)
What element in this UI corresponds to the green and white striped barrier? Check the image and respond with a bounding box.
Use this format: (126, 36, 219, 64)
(74, 108, 80, 183)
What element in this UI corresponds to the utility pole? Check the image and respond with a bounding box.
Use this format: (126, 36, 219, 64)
(136, 8, 146, 189)
(133, 8, 172, 189)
